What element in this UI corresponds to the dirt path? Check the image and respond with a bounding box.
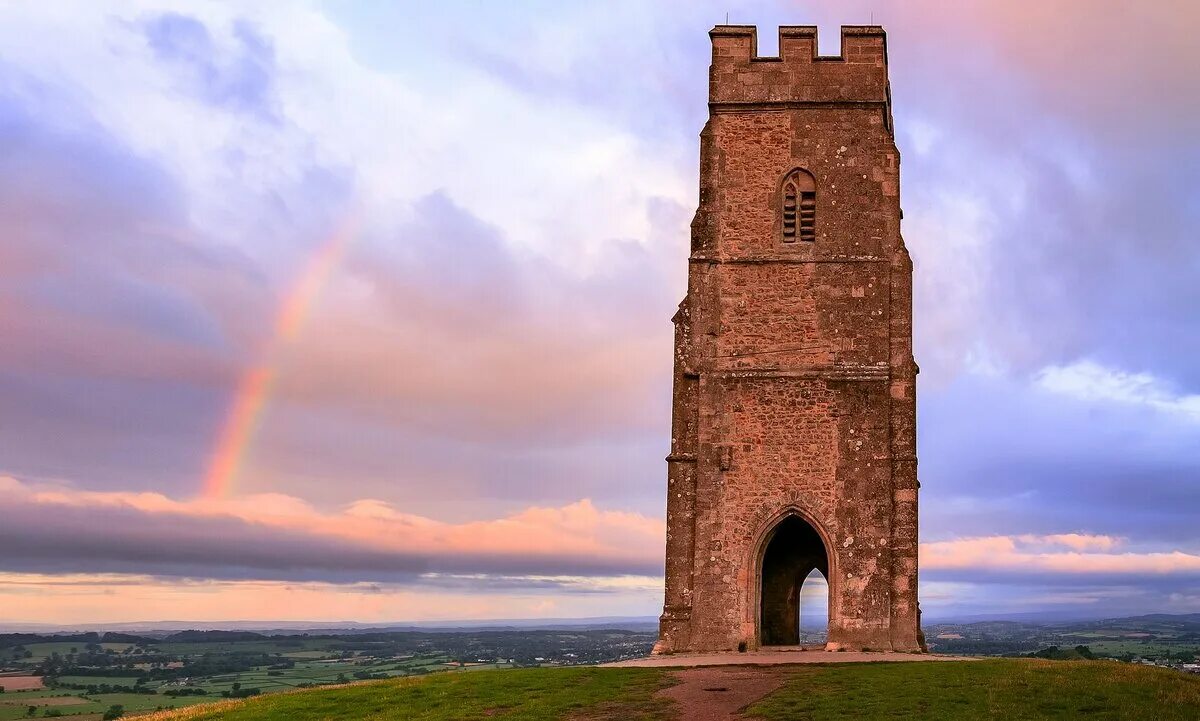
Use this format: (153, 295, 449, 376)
(656, 666, 788, 721)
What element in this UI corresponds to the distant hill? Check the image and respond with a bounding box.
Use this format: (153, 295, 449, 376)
(0, 631, 158, 648)
(1083, 613, 1200, 627)
(925, 612, 1200, 658)
(0, 615, 660, 636)
(164, 630, 269, 643)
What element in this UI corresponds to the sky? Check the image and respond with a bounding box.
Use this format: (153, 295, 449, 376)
(1, 0, 1198, 626)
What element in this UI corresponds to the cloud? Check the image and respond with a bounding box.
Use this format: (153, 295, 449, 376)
(268, 191, 675, 444)
(0, 476, 664, 582)
(923, 534, 1200, 584)
(142, 12, 278, 120)
(6, 471, 1198, 590)
(919, 369, 1200, 547)
(1037, 361, 1200, 421)
(1033, 534, 1122, 552)
(0, 2, 683, 512)
(0, 573, 663, 626)
(891, 1, 1200, 385)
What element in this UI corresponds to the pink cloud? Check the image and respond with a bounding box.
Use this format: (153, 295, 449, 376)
(0, 475, 664, 580)
(8, 475, 1197, 586)
(1033, 533, 1122, 552)
(923, 534, 1200, 575)
(0, 572, 662, 626)
(256, 192, 676, 445)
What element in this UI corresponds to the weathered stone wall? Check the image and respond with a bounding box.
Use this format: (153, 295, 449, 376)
(657, 25, 923, 654)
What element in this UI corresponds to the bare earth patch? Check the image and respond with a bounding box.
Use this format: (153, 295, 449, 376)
(657, 667, 788, 721)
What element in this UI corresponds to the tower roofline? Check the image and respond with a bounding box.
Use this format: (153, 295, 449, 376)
(708, 24, 890, 108)
(709, 24, 887, 64)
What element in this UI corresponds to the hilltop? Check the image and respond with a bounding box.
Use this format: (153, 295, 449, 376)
(4, 616, 1200, 718)
(131, 659, 1199, 721)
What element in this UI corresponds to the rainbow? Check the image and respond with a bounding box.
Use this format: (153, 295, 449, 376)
(200, 220, 358, 499)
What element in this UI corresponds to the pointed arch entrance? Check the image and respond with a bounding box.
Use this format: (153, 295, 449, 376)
(759, 514, 830, 646)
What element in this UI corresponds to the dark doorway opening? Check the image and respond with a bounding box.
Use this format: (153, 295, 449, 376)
(760, 515, 829, 646)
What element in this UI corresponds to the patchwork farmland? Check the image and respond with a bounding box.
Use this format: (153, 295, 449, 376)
(0, 629, 655, 719)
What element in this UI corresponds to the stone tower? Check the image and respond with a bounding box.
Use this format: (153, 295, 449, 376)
(656, 25, 923, 653)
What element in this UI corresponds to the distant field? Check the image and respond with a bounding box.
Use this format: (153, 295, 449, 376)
(1083, 641, 1189, 657)
(13, 643, 134, 661)
(153, 641, 327, 656)
(55, 675, 142, 686)
(140, 660, 1200, 721)
(0, 688, 209, 720)
(0, 654, 522, 720)
(0, 675, 44, 690)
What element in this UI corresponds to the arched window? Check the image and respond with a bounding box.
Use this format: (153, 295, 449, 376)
(781, 169, 816, 243)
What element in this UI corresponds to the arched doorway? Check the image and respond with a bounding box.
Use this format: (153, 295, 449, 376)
(760, 515, 829, 646)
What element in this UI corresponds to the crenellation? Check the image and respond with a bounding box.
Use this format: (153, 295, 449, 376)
(709, 25, 890, 108)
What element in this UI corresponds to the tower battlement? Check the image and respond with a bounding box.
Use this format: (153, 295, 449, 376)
(709, 25, 889, 106)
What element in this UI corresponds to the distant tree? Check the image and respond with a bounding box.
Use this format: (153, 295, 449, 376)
(102, 705, 124, 720)
(26, 706, 36, 717)
(231, 682, 241, 691)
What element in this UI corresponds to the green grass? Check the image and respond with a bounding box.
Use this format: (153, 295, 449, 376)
(127, 659, 1200, 721)
(747, 659, 1200, 720)
(143, 667, 671, 721)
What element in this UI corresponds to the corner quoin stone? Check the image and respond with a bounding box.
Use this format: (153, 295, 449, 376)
(655, 24, 925, 654)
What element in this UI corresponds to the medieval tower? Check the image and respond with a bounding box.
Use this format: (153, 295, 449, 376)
(656, 25, 923, 653)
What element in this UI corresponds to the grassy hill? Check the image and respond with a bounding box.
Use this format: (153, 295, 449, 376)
(136, 659, 1199, 720)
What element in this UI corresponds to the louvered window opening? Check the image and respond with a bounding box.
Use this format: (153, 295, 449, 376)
(783, 188, 816, 242)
